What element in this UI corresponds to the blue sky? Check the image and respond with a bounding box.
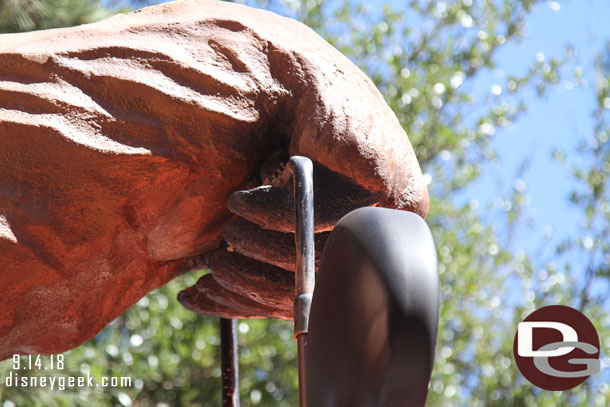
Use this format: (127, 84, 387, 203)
(456, 0, 610, 259)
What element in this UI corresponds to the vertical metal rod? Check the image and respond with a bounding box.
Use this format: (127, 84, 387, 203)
(220, 317, 239, 407)
(288, 156, 315, 407)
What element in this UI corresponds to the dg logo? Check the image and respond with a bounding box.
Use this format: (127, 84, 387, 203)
(513, 305, 601, 391)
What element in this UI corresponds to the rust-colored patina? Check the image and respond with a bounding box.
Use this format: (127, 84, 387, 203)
(0, 0, 428, 359)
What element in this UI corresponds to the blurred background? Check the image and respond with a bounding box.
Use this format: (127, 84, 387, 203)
(0, 0, 609, 406)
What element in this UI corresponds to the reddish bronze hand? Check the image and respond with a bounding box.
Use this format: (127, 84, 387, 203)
(0, 0, 427, 359)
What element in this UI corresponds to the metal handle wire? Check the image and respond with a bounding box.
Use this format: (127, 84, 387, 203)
(288, 156, 315, 407)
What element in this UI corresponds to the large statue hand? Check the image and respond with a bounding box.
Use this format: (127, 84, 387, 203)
(0, 0, 428, 358)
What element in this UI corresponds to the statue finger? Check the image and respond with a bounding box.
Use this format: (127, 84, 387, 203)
(228, 161, 380, 233)
(222, 217, 329, 271)
(178, 272, 293, 320)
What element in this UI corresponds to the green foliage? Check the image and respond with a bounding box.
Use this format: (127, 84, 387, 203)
(0, 0, 121, 33)
(0, 274, 299, 406)
(1, 0, 609, 406)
